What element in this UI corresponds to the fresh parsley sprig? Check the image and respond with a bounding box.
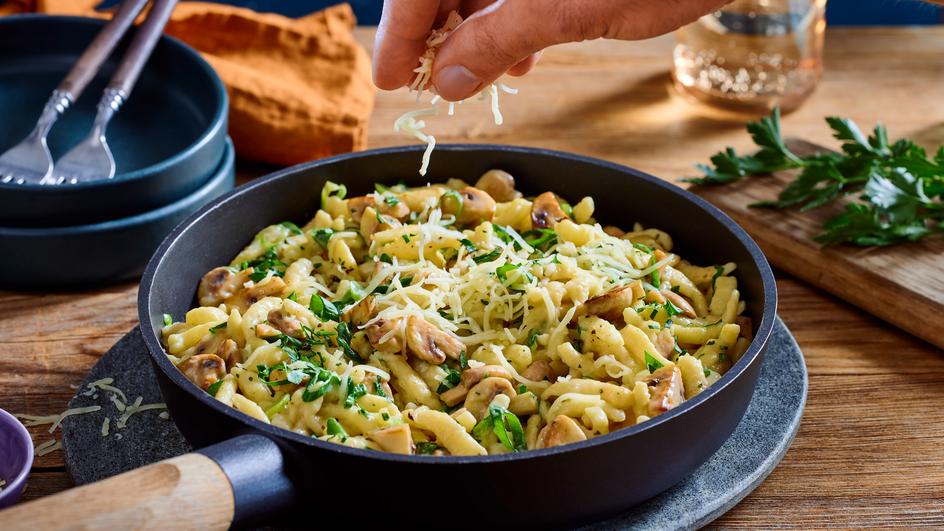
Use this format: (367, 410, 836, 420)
(687, 108, 944, 247)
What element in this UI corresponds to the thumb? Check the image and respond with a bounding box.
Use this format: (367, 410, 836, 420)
(432, 0, 568, 101)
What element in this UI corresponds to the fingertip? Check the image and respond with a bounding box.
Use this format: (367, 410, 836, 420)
(432, 64, 487, 101)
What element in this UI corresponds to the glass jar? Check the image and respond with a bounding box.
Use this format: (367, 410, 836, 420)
(672, 0, 827, 114)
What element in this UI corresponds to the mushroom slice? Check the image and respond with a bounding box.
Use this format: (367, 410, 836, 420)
(521, 360, 550, 381)
(227, 275, 287, 313)
(346, 196, 373, 223)
(578, 284, 636, 324)
(464, 377, 517, 420)
(439, 384, 469, 406)
(441, 187, 496, 227)
(736, 316, 754, 341)
(603, 225, 625, 238)
(653, 329, 676, 359)
(343, 295, 376, 327)
(266, 309, 304, 338)
(360, 206, 401, 241)
(460, 364, 512, 389)
(368, 424, 414, 455)
(661, 289, 697, 318)
(645, 366, 685, 417)
(536, 415, 588, 449)
(365, 318, 404, 353)
(531, 192, 569, 229)
(405, 316, 464, 365)
(475, 169, 521, 202)
(216, 339, 240, 370)
(177, 354, 227, 391)
(198, 267, 251, 307)
(349, 195, 409, 224)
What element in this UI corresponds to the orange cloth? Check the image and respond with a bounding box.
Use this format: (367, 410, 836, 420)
(0, 1, 375, 165)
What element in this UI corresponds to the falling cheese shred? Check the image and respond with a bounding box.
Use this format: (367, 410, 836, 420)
(395, 11, 517, 175)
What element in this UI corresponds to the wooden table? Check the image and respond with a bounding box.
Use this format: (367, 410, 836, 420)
(2, 27, 943, 528)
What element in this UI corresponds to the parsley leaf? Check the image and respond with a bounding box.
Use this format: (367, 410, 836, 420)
(690, 108, 944, 247)
(645, 350, 664, 373)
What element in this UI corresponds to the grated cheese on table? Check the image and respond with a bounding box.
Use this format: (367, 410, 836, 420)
(35, 439, 62, 457)
(395, 11, 518, 175)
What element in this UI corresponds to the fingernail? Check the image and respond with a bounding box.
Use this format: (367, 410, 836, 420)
(434, 65, 483, 100)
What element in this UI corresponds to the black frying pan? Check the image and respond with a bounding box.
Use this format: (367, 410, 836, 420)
(3, 145, 777, 530)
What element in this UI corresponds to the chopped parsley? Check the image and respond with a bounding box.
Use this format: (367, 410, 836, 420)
(517, 384, 528, 394)
(280, 221, 302, 235)
(416, 442, 440, 455)
(459, 238, 477, 253)
(206, 380, 224, 397)
(209, 321, 227, 334)
(384, 195, 400, 206)
(664, 300, 683, 317)
(335, 321, 362, 362)
(645, 350, 665, 373)
(309, 294, 340, 322)
(473, 249, 502, 264)
(436, 366, 461, 394)
(527, 328, 541, 349)
(402, 234, 411, 243)
(240, 247, 286, 282)
(311, 228, 334, 249)
(374, 380, 387, 398)
(379, 253, 393, 264)
(703, 366, 712, 377)
(162, 313, 173, 327)
(265, 394, 291, 418)
(343, 378, 368, 408)
(459, 351, 468, 370)
(472, 405, 527, 452)
(287, 291, 297, 302)
(325, 418, 347, 438)
(522, 228, 557, 252)
(632, 242, 653, 253)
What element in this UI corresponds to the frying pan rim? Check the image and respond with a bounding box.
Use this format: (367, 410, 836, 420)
(138, 143, 778, 464)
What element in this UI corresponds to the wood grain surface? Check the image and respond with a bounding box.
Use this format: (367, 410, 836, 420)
(694, 140, 944, 351)
(0, 27, 942, 528)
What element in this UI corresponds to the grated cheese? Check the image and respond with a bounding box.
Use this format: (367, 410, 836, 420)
(35, 439, 62, 457)
(394, 11, 518, 175)
(15, 406, 102, 434)
(101, 417, 110, 437)
(115, 397, 166, 430)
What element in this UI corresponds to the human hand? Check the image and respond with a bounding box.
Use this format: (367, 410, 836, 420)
(374, 0, 731, 101)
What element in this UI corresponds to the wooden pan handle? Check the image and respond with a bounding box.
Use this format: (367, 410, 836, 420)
(0, 453, 234, 530)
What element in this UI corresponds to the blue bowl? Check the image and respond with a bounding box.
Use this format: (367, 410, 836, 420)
(0, 15, 228, 227)
(0, 138, 235, 289)
(0, 408, 33, 510)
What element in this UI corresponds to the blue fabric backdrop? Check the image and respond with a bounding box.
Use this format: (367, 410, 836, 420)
(202, 0, 942, 26)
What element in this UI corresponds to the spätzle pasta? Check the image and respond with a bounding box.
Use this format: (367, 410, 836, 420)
(162, 170, 752, 456)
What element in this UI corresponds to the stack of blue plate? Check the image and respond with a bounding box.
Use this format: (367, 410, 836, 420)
(0, 16, 235, 288)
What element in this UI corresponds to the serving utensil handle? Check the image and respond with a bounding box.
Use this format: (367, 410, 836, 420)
(108, 0, 179, 99)
(57, 0, 150, 101)
(0, 435, 295, 530)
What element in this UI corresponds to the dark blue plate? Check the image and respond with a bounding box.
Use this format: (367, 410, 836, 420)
(0, 138, 234, 289)
(0, 15, 228, 227)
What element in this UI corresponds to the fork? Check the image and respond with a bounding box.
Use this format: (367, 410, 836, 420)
(0, 0, 149, 185)
(53, 0, 180, 185)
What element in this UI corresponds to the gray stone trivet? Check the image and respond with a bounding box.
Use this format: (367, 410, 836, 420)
(63, 317, 806, 530)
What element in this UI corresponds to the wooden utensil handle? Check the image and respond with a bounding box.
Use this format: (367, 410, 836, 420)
(108, 0, 179, 98)
(0, 453, 234, 530)
(58, 0, 150, 99)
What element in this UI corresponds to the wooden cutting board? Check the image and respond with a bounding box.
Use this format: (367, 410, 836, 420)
(693, 140, 944, 351)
